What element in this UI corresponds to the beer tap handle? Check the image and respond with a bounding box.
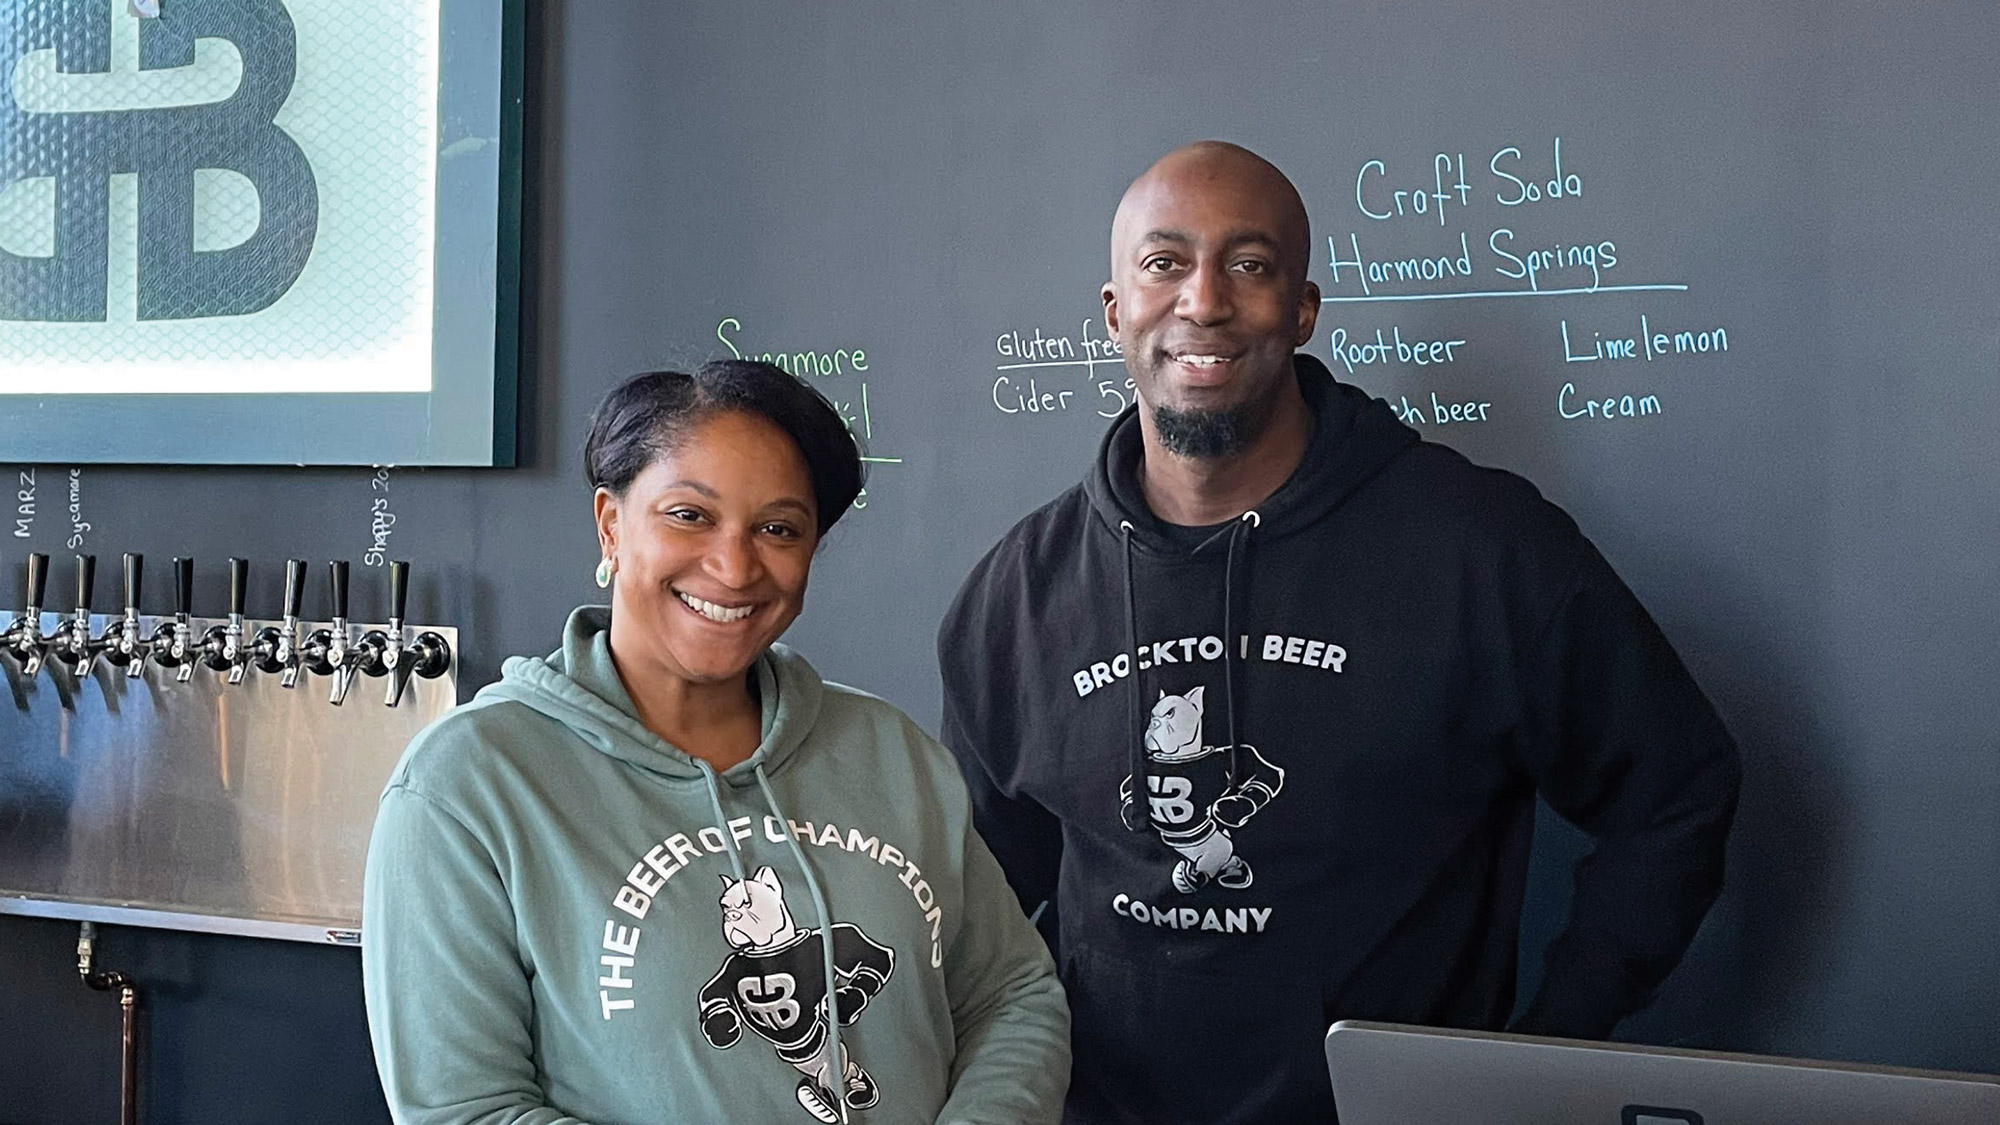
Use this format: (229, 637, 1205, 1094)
(329, 559, 349, 622)
(228, 557, 247, 618)
(14, 551, 50, 676)
(68, 554, 99, 677)
(258, 558, 309, 681)
(328, 560, 356, 705)
(117, 553, 144, 677)
(384, 560, 413, 707)
(203, 557, 244, 674)
(283, 558, 307, 621)
(75, 554, 96, 616)
(124, 553, 142, 617)
(26, 550, 48, 613)
(278, 558, 308, 685)
(174, 557, 194, 619)
(300, 561, 339, 680)
(171, 556, 196, 681)
(219, 557, 250, 681)
(388, 560, 409, 625)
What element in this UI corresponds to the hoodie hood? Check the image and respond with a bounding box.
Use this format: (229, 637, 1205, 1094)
(478, 605, 824, 786)
(1084, 353, 1419, 551)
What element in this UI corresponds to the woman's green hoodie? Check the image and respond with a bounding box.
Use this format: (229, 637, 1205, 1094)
(362, 607, 1069, 1124)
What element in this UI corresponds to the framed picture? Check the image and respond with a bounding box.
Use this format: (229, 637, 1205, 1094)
(0, 0, 526, 465)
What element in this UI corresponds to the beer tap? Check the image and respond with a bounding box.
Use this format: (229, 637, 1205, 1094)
(199, 557, 251, 683)
(252, 559, 310, 688)
(343, 570, 397, 704)
(150, 557, 198, 682)
(305, 561, 359, 705)
(382, 560, 452, 707)
(98, 554, 148, 678)
(50, 554, 102, 679)
(1, 552, 51, 677)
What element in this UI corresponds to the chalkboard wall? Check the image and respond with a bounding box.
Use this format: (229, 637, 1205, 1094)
(4, 2, 1997, 1120)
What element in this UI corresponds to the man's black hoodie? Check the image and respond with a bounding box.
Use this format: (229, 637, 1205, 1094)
(938, 356, 1741, 1124)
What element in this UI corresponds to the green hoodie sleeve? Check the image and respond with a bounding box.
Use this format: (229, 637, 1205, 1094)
(933, 813, 1071, 1124)
(363, 783, 596, 1125)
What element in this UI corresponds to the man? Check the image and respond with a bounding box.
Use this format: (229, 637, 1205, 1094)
(937, 141, 1741, 1123)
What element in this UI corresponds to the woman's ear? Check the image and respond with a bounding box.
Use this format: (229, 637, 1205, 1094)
(593, 486, 619, 558)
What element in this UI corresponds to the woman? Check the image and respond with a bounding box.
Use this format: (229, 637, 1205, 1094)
(362, 361, 1069, 1124)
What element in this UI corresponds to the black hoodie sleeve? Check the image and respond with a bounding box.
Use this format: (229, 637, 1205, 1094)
(1507, 540, 1742, 1039)
(937, 549, 1065, 950)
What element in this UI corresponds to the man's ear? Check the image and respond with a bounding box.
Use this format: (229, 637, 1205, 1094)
(1293, 280, 1321, 347)
(1102, 280, 1122, 340)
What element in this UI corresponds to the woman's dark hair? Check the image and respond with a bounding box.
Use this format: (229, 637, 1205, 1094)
(583, 360, 865, 536)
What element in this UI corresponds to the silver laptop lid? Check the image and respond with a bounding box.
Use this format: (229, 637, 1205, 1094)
(1327, 1020, 2000, 1125)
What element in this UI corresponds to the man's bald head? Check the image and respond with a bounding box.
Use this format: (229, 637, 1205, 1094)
(1110, 141, 1312, 286)
(1100, 142, 1321, 465)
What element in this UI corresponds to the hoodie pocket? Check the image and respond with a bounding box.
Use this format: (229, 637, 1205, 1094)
(1063, 942, 1334, 1124)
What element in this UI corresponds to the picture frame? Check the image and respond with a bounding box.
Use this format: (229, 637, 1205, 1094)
(0, 0, 527, 466)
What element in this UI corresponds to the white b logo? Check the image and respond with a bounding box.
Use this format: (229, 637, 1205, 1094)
(1147, 775, 1195, 824)
(737, 972, 800, 1030)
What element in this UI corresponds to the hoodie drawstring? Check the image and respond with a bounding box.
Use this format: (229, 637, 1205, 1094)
(697, 763, 749, 884)
(1119, 520, 1149, 833)
(1221, 511, 1259, 788)
(755, 763, 850, 1124)
(696, 760, 850, 1123)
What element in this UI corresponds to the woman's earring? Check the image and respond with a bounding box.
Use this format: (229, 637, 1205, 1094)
(594, 556, 615, 589)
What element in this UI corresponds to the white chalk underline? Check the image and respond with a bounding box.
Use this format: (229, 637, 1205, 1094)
(995, 358, 1121, 371)
(1321, 283, 1689, 304)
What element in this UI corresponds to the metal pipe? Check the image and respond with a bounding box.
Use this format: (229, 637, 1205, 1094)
(78, 922, 140, 1125)
(119, 983, 137, 1125)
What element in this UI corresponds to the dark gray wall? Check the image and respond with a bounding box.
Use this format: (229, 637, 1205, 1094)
(5, 1, 1999, 1120)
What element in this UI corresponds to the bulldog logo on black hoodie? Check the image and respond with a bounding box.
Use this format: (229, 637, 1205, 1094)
(1118, 685, 1286, 892)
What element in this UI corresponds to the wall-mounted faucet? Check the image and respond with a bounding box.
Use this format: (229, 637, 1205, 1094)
(199, 558, 253, 684)
(382, 561, 451, 707)
(252, 559, 310, 688)
(9, 549, 454, 702)
(304, 561, 356, 705)
(49, 554, 102, 680)
(97, 554, 148, 679)
(344, 567, 394, 704)
(150, 557, 198, 682)
(1, 552, 51, 678)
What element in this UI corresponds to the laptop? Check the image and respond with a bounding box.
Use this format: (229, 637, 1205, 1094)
(1326, 1020, 2000, 1124)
